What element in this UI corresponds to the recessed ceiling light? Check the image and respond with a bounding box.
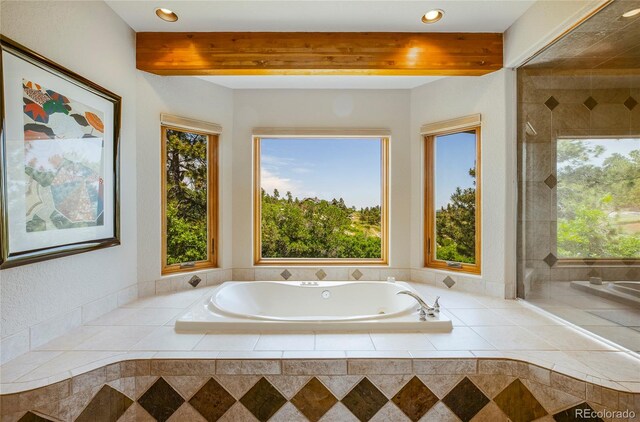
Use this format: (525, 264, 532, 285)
(155, 7, 178, 22)
(622, 8, 640, 18)
(422, 9, 444, 24)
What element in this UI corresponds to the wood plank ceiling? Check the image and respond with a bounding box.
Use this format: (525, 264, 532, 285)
(136, 32, 503, 76)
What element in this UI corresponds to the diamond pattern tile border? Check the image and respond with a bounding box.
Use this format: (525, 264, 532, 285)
(352, 269, 363, 280)
(544, 253, 558, 267)
(493, 379, 547, 422)
(8, 360, 633, 422)
(342, 377, 388, 421)
(442, 276, 456, 288)
(583, 96, 598, 110)
(624, 96, 638, 111)
(138, 377, 185, 422)
(442, 377, 489, 422)
(544, 174, 557, 189)
(544, 96, 559, 111)
(392, 376, 438, 421)
(315, 269, 327, 281)
(291, 377, 337, 422)
(17, 412, 55, 422)
(553, 402, 603, 422)
(280, 269, 292, 280)
(75, 385, 133, 422)
(240, 377, 287, 422)
(189, 378, 236, 422)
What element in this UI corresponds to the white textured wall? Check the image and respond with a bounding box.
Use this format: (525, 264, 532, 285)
(410, 69, 517, 298)
(231, 90, 412, 269)
(0, 1, 138, 361)
(135, 73, 235, 284)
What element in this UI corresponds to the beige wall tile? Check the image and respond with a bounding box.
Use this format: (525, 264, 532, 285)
(282, 359, 347, 375)
(413, 359, 477, 375)
(550, 372, 586, 399)
(347, 359, 412, 375)
(216, 360, 281, 375)
(150, 360, 216, 376)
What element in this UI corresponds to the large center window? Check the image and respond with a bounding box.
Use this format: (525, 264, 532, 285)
(253, 136, 389, 265)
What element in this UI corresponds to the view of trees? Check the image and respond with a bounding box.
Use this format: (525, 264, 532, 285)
(435, 167, 477, 264)
(165, 129, 209, 265)
(261, 189, 381, 258)
(557, 139, 640, 259)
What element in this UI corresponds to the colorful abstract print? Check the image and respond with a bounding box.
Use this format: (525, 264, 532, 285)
(22, 79, 105, 232)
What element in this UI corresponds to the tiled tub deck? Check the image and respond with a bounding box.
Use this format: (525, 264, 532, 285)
(1, 357, 639, 422)
(1, 283, 639, 421)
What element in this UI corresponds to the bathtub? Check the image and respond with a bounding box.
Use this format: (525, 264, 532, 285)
(176, 281, 453, 332)
(570, 280, 640, 307)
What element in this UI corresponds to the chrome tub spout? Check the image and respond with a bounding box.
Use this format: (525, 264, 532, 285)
(396, 291, 440, 320)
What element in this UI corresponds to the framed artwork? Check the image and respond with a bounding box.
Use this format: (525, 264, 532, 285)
(0, 36, 121, 269)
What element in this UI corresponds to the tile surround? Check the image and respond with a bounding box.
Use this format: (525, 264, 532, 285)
(1, 281, 639, 421)
(1, 358, 639, 421)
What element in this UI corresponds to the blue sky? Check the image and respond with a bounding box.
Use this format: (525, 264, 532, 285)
(261, 135, 478, 210)
(559, 138, 640, 167)
(435, 132, 477, 209)
(260, 138, 381, 208)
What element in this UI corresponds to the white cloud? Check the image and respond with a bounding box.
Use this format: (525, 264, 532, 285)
(260, 168, 318, 199)
(261, 168, 296, 195)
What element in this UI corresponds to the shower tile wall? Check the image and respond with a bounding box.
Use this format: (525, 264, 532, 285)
(517, 68, 640, 296)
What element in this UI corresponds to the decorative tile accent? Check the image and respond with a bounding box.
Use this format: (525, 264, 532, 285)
(544, 174, 557, 189)
(583, 96, 598, 110)
(138, 377, 185, 422)
(290, 377, 337, 422)
(315, 269, 327, 281)
(391, 376, 438, 421)
(352, 269, 363, 281)
(189, 378, 236, 422)
(543, 253, 558, 267)
(553, 402, 603, 422)
(624, 96, 638, 111)
(442, 276, 456, 288)
(493, 379, 547, 422)
(587, 269, 599, 278)
(280, 270, 292, 281)
(188, 276, 201, 288)
(441, 377, 489, 422)
(17, 412, 55, 422)
(544, 96, 559, 111)
(239, 377, 287, 422)
(626, 268, 639, 279)
(341, 377, 388, 421)
(75, 385, 133, 422)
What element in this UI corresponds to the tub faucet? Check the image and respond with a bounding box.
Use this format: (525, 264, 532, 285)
(396, 291, 440, 320)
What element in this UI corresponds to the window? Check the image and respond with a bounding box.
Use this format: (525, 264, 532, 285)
(161, 123, 218, 274)
(556, 137, 640, 262)
(253, 135, 389, 265)
(424, 125, 481, 274)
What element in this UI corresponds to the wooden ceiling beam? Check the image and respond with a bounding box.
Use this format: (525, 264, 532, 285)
(136, 32, 503, 76)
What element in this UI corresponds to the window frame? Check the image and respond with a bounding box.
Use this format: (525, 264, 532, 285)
(424, 126, 482, 274)
(161, 125, 219, 275)
(252, 135, 389, 266)
(555, 135, 640, 266)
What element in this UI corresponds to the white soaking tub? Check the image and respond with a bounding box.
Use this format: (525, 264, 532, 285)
(175, 281, 453, 332)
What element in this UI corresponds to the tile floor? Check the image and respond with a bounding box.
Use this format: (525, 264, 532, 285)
(1, 282, 639, 394)
(526, 281, 640, 352)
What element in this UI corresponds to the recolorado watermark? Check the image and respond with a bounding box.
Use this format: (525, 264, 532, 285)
(575, 408, 635, 419)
